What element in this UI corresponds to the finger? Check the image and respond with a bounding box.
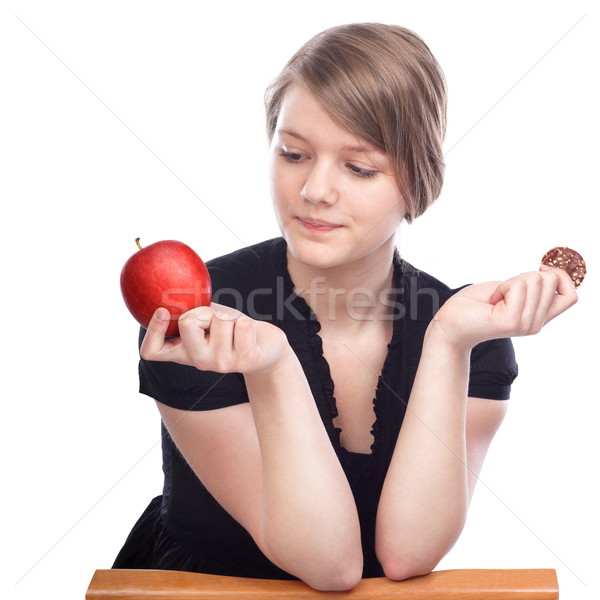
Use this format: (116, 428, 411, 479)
(208, 310, 237, 370)
(209, 302, 240, 320)
(232, 315, 258, 361)
(488, 279, 510, 306)
(518, 272, 544, 332)
(489, 289, 504, 305)
(530, 269, 560, 330)
(178, 306, 214, 368)
(181, 305, 214, 330)
(490, 278, 528, 325)
(140, 308, 174, 360)
(542, 266, 578, 323)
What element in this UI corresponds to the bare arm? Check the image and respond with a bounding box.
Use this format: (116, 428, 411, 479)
(376, 268, 577, 580)
(244, 351, 362, 587)
(143, 306, 362, 590)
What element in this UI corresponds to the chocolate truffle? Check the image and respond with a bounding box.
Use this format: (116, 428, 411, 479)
(541, 246, 586, 287)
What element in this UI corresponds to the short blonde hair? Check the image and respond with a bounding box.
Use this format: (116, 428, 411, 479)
(265, 23, 447, 222)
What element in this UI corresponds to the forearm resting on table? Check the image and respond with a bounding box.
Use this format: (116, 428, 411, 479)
(376, 324, 471, 580)
(244, 349, 363, 590)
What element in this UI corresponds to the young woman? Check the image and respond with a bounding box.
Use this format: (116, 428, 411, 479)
(113, 23, 578, 591)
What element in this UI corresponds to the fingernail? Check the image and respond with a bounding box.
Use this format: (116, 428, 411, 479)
(194, 306, 213, 321)
(539, 264, 553, 271)
(156, 307, 169, 320)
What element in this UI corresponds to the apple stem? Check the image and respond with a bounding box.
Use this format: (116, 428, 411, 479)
(135, 237, 143, 251)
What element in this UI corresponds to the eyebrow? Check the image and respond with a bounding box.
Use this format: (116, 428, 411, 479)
(277, 128, 375, 154)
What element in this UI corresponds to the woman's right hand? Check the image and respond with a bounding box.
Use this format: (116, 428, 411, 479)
(140, 304, 291, 375)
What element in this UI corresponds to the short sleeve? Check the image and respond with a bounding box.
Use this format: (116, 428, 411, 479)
(138, 327, 249, 411)
(468, 337, 518, 400)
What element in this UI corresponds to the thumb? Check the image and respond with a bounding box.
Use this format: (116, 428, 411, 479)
(489, 285, 505, 306)
(140, 308, 171, 359)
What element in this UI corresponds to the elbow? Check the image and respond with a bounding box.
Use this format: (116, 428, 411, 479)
(306, 569, 363, 592)
(382, 561, 434, 582)
(379, 554, 438, 582)
(300, 556, 363, 591)
(265, 543, 363, 591)
(376, 523, 464, 581)
(260, 523, 363, 591)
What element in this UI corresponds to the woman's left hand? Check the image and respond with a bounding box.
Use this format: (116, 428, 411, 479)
(431, 266, 579, 350)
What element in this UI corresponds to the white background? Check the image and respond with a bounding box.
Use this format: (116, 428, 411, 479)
(2, 1, 598, 598)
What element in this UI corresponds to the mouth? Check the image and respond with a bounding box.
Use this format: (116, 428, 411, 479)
(298, 217, 341, 229)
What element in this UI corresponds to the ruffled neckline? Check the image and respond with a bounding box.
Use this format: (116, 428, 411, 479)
(277, 240, 405, 475)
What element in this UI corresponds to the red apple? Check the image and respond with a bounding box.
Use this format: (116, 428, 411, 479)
(120, 238, 212, 337)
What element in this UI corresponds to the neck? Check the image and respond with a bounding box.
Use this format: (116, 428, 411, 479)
(286, 242, 397, 335)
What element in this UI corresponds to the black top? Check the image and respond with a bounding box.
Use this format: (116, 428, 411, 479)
(113, 237, 518, 578)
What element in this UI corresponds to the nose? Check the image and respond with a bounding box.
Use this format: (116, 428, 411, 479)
(301, 160, 338, 206)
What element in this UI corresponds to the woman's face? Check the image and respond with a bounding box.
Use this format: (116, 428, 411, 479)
(269, 84, 406, 272)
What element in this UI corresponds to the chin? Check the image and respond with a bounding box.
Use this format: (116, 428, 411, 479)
(284, 234, 344, 270)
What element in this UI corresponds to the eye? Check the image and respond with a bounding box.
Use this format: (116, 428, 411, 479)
(279, 151, 307, 163)
(346, 163, 378, 178)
